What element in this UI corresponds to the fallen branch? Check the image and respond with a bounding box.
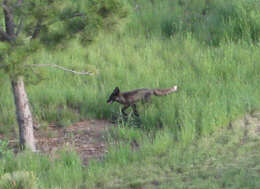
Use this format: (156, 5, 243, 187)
(27, 64, 95, 76)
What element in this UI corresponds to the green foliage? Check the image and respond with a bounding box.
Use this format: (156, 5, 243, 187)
(0, 0, 130, 78)
(19, 0, 130, 46)
(0, 42, 10, 57)
(0, 171, 37, 189)
(128, 0, 260, 45)
(0, 149, 85, 189)
(0, 140, 9, 158)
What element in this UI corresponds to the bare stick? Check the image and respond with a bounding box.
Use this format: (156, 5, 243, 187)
(27, 64, 95, 76)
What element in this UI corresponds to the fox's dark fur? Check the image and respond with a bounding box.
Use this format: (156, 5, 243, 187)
(107, 85, 178, 117)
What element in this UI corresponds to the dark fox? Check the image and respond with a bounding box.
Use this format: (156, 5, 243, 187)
(107, 85, 178, 117)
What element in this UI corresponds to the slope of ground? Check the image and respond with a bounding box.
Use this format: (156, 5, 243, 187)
(83, 112, 260, 188)
(145, 112, 260, 189)
(0, 112, 259, 188)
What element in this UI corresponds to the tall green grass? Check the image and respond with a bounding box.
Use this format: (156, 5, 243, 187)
(128, 0, 260, 45)
(0, 147, 85, 189)
(1, 34, 260, 142)
(1, 115, 259, 188)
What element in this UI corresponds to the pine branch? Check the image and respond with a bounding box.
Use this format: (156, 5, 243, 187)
(31, 12, 86, 39)
(27, 64, 95, 76)
(31, 19, 42, 39)
(2, 0, 15, 38)
(15, 17, 24, 36)
(0, 26, 12, 42)
(45, 12, 86, 27)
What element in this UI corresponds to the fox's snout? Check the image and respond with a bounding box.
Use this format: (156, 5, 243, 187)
(107, 99, 113, 104)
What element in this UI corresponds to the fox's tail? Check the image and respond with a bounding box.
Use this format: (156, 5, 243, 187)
(153, 85, 178, 96)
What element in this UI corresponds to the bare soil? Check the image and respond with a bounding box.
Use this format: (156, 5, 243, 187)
(3, 119, 113, 165)
(36, 119, 113, 165)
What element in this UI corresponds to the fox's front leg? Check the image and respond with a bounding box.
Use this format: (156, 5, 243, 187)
(121, 105, 130, 117)
(131, 104, 139, 117)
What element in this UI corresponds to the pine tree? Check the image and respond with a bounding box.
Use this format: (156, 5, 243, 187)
(0, 0, 129, 151)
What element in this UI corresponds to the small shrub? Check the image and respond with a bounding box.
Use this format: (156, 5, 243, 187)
(0, 171, 37, 189)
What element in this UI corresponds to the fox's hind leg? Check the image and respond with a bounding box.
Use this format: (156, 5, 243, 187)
(131, 104, 139, 117)
(131, 104, 141, 127)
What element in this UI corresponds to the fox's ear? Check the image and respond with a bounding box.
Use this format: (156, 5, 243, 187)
(114, 87, 120, 94)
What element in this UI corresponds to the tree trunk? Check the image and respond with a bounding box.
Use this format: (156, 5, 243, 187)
(11, 76, 36, 152)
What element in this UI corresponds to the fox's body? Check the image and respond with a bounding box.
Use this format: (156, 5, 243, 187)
(107, 86, 178, 116)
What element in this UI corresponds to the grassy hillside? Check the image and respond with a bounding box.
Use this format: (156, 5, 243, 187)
(1, 113, 259, 188)
(1, 33, 260, 140)
(0, 0, 260, 188)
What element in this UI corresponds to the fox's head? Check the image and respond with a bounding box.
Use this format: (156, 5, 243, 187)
(107, 87, 120, 104)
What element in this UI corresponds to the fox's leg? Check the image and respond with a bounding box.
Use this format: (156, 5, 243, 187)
(142, 93, 152, 104)
(121, 105, 130, 116)
(131, 104, 139, 117)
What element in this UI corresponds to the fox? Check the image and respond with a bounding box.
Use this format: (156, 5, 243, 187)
(107, 85, 178, 117)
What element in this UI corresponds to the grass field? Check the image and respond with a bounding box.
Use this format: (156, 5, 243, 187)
(0, 0, 260, 188)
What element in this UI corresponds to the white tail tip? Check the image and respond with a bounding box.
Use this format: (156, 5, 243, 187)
(173, 85, 178, 91)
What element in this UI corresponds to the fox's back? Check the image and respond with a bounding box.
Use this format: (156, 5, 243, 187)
(121, 88, 153, 104)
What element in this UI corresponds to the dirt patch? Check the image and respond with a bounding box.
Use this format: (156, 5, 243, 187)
(232, 112, 260, 140)
(36, 119, 113, 164)
(1, 120, 113, 165)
